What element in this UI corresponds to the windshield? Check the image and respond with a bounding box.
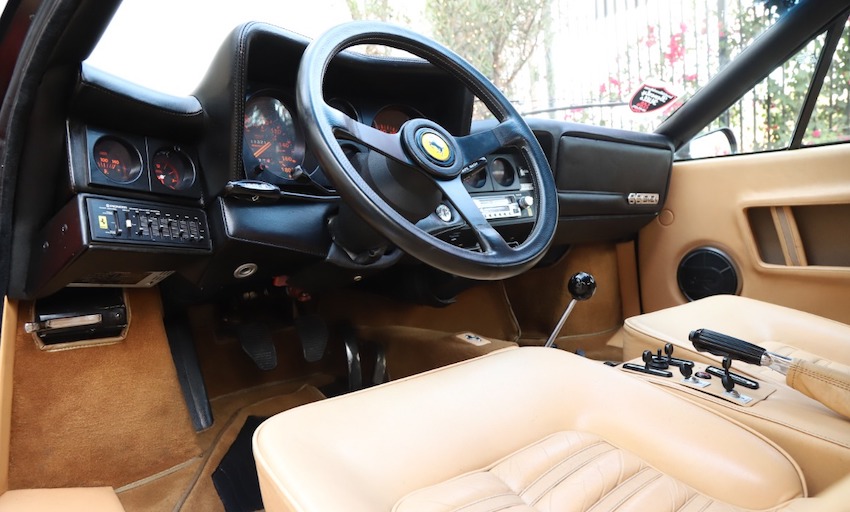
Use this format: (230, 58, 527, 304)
(86, 0, 797, 130)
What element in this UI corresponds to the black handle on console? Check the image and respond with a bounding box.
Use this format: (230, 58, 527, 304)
(688, 329, 765, 365)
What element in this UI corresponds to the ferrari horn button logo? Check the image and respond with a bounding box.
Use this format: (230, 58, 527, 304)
(420, 132, 452, 163)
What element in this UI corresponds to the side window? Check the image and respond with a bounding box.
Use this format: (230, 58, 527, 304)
(681, 17, 850, 160)
(682, 31, 827, 159)
(802, 20, 850, 146)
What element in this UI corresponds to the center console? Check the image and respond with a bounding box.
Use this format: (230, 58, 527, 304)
(619, 323, 850, 495)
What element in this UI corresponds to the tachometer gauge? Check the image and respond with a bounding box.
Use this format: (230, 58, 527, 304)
(371, 105, 422, 134)
(243, 95, 304, 179)
(152, 147, 196, 191)
(92, 137, 142, 184)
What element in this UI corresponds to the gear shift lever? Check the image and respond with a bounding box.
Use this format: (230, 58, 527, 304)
(544, 272, 596, 348)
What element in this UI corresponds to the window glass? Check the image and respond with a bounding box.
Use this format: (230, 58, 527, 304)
(682, 32, 824, 159)
(85, 0, 796, 131)
(802, 18, 850, 147)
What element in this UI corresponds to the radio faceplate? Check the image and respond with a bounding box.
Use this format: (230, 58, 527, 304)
(473, 196, 524, 220)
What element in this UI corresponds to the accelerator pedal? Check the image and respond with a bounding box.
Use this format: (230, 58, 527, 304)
(237, 323, 277, 371)
(295, 313, 329, 362)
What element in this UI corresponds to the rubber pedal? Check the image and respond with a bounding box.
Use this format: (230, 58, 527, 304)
(295, 314, 329, 363)
(237, 323, 277, 371)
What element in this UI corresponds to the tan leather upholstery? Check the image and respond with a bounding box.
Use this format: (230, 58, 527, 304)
(254, 347, 806, 512)
(623, 295, 850, 493)
(396, 431, 750, 512)
(786, 359, 850, 419)
(638, 143, 850, 326)
(623, 294, 850, 385)
(0, 487, 124, 511)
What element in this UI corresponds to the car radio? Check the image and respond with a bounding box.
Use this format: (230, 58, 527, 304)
(473, 195, 531, 220)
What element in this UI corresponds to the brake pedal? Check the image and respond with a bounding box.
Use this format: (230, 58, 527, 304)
(237, 323, 277, 371)
(295, 313, 329, 363)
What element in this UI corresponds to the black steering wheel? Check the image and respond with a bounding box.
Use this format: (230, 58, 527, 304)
(297, 21, 557, 280)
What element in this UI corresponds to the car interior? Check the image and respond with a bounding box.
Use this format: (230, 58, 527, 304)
(0, 0, 849, 511)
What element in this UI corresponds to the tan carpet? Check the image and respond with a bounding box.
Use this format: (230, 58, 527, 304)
(317, 281, 520, 342)
(358, 325, 517, 380)
(506, 243, 625, 360)
(8, 289, 202, 489)
(187, 304, 343, 399)
(117, 379, 329, 512)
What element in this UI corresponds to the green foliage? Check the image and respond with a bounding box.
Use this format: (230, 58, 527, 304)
(345, 0, 407, 55)
(425, 0, 551, 96)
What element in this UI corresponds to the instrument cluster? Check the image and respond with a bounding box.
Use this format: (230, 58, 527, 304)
(240, 89, 428, 190)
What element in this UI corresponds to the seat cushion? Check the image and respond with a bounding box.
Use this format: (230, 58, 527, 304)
(253, 347, 804, 512)
(624, 295, 850, 384)
(395, 431, 742, 512)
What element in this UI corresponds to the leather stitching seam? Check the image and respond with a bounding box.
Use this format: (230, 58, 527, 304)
(593, 467, 661, 512)
(446, 491, 518, 512)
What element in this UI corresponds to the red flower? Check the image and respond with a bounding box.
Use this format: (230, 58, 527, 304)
(812, 129, 822, 138)
(664, 33, 685, 64)
(645, 25, 657, 48)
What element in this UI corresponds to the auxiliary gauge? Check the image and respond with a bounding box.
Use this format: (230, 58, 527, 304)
(92, 137, 142, 184)
(152, 148, 196, 191)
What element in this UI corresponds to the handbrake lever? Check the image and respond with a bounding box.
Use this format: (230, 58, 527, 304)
(689, 328, 793, 375)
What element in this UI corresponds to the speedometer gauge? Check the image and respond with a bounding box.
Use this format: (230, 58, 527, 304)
(243, 95, 304, 179)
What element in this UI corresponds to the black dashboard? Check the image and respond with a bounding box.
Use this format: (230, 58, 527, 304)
(7, 22, 675, 301)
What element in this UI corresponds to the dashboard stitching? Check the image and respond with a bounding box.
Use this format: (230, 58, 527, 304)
(232, 22, 256, 178)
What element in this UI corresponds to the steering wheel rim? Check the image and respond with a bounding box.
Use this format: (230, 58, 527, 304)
(297, 21, 558, 280)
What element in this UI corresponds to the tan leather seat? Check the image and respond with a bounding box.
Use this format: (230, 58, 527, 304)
(623, 295, 850, 385)
(253, 347, 823, 511)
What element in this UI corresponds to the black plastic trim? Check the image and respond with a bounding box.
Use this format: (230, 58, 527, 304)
(163, 312, 213, 432)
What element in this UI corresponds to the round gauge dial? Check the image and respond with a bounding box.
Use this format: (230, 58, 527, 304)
(92, 137, 142, 184)
(490, 157, 515, 186)
(243, 96, 303, 179)
(462, 167, 486, 189)
(153, 148, 196, 191)
(327, 98, 359, 121)
(371, 106, 422, 134)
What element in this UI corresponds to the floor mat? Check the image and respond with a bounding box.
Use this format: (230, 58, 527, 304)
(116, 380, 328, 512)
(212, 416, 267, 512)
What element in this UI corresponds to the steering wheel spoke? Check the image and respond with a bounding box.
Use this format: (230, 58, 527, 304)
(436, 178, 511, 255)
(326, 105, 415, 167)
(456, 118, 522, 168)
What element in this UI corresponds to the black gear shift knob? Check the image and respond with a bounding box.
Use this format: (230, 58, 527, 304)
(568, 272, 596, 301)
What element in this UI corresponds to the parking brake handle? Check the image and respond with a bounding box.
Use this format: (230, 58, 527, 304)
(689, 328, 792, 375)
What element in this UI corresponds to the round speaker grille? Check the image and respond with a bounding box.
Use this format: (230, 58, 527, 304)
(677, 247, 740, 301)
